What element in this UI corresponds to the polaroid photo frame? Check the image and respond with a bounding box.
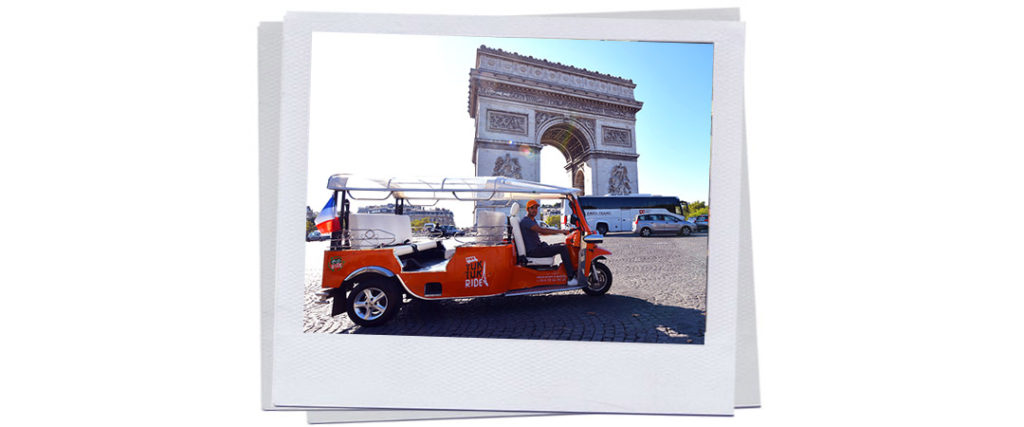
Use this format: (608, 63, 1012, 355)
(260, 10, 760, 423)
(269, 11, 745, 415)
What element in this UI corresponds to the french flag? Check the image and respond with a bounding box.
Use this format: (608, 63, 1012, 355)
(314, 195, 340, 234)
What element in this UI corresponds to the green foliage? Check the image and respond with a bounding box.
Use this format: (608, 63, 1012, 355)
(305, 206, 317, 233)
(687, 206, 709, 218)
(544, 215, 561, 227)
(410, 217, 430, 229)
(684, 200, 708, 218)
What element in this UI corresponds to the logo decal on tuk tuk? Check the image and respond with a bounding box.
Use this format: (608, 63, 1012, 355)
(464, 256, 489, 288)
(329, 256, 345, 271)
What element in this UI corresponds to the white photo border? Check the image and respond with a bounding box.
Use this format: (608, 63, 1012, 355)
(274, 12, 745, 415)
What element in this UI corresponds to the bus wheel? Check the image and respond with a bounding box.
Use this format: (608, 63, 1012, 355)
(640, 227, 652, 237)
(346, 278, 402, 327)
(678, 226, 692, 236)
(596, 223, 609, 235)
(583, 261, 612, 296)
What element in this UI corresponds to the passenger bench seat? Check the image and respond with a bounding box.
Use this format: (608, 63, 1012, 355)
(509, 202, 558, 267)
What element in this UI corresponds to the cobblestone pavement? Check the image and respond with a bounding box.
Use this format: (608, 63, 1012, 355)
(304, 232, 707, 344)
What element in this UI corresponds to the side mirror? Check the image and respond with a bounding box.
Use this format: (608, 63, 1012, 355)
(583, 234, 604, 244)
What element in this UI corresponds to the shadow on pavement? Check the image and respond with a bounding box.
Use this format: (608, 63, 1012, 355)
(342, 293, 706, 344)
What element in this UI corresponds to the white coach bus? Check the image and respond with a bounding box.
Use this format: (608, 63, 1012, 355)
(562, 195, 689, 235)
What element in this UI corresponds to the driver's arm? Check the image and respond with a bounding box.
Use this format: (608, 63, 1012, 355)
(530, 224, 570, 235)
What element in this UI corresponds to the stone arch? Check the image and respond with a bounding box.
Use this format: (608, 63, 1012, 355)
(573, 169, 586, 195)
(468, 46, 642, 197)
(536, 118, 594, 191)
(536, 118, 595, 163)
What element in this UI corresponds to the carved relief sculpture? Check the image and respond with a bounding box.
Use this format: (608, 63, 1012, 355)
(486, 110, 528, 135)
(478, 81, 636, 120)
(602, 126, 632, 148)
(493, 153, 523, 179)
(534, 110, 560, 129)
(608, 164, 633, 195)
(479, 54, 634, 99)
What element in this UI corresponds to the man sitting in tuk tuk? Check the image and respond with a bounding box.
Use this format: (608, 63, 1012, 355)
(520, 199, 578, 286)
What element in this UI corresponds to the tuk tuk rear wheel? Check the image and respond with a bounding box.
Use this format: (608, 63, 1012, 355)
(582, 261, 612, 296)
(346, 278, 402, 327)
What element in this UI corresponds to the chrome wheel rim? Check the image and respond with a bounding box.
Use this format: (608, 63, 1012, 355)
(641, 228, 650, 237)
(353, 287, 388, 321)
(588, 268, 607, 291)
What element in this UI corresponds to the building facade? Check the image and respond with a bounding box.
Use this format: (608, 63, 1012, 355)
(357, 204, 455, 226)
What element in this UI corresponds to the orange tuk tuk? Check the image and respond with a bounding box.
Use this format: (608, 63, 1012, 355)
(314, 175, 613, 326)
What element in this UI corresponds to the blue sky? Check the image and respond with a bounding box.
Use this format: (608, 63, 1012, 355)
(309, 33, 713, 225)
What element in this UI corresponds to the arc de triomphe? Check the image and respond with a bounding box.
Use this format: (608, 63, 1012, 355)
(468, 46, 643, 197)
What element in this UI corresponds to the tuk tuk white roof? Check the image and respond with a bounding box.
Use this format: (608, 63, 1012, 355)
(326, 174, 581, 201)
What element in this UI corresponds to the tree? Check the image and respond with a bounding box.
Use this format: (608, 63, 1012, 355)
(306, 206, 316, 234)
(684, 201, 708, 218)
(410, 217, 431, 230)
(544, 215, 561, 227)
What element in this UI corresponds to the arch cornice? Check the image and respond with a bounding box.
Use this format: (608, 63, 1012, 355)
(470, 79, 641, 121)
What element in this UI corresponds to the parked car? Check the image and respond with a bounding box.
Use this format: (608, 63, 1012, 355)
(632, 213, 696, 237)
(306, 230, 331, 242)
(689, 215, 708, 232)
(436, 225, 465, 238)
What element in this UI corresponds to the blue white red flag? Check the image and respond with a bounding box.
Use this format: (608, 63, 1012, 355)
(314, 196, 340, 234)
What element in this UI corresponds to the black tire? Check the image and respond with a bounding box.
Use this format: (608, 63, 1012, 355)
(640, 227, 652, 237)
(582, 261, 612, 296)
(345, 277, 403, 327)
(678, 226, 692, 236)
(596, 223, 609, 235)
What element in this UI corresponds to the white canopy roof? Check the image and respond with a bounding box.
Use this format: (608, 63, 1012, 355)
(326, 174, 581, 201)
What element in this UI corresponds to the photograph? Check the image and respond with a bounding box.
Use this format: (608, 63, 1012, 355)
(301, 33, 715, 344)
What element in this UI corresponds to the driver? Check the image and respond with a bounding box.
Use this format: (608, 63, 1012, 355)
(520, 199, 577, 286)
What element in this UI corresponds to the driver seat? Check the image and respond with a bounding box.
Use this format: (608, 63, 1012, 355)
(508, 202, 558, 267)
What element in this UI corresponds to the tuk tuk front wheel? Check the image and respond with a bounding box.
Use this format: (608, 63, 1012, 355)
(346, 278, 402, 327)
(582, 261, 612, 296)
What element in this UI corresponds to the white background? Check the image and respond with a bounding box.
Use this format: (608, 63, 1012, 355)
(2, 1, 1022, 426)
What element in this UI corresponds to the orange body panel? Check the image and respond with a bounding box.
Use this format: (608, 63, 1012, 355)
(322, 247, 403, 289)
(322, 243, 576, 299)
